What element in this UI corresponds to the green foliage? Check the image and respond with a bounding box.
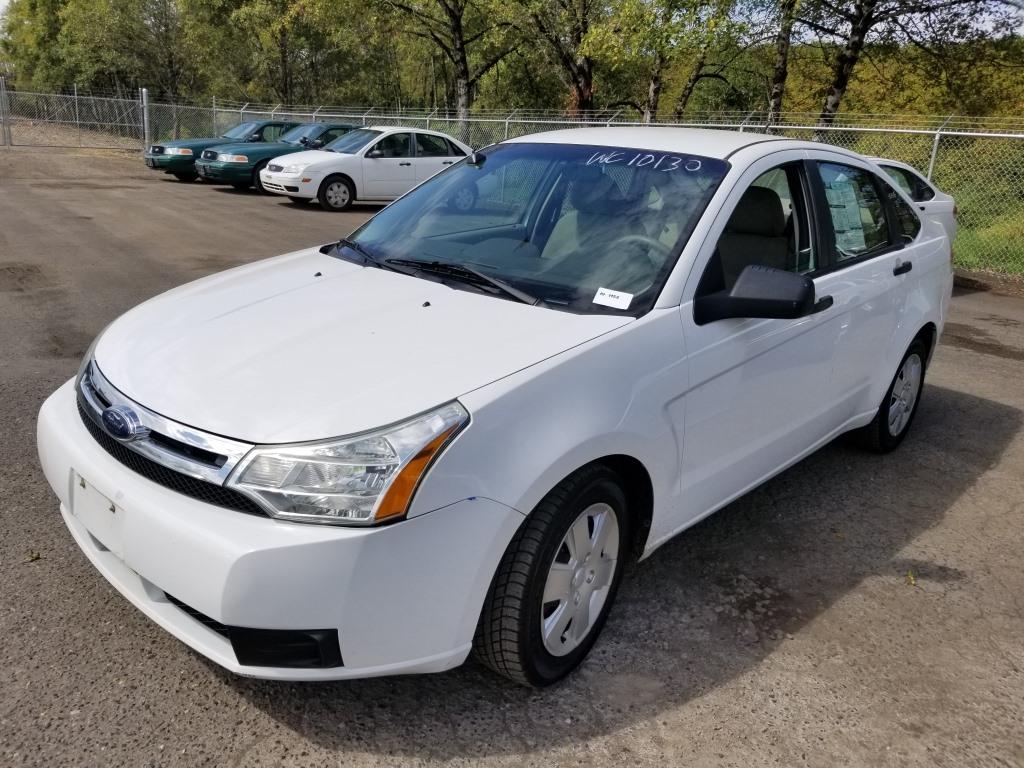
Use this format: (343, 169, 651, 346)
(1, 0, 1021, 118)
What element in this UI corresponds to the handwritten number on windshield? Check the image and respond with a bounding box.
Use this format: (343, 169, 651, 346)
(585, 151, 702, 173)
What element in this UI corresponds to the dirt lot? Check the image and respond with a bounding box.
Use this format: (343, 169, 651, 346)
(1, 147, 1022, 768)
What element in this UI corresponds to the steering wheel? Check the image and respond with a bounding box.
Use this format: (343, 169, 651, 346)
(607, 234, 672, 271)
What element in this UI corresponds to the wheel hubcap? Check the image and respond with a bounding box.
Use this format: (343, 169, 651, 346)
(887, 353, 922, 437)
(325, 182, 349, 207)
(454, 189, 473, 210)
(541, 503, 620, 657)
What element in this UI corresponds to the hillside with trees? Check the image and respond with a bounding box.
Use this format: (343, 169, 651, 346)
(1, 0, 1021, 120)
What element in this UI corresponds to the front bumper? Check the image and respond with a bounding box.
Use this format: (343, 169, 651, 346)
(260, 169, 320, 198)
(37, 379, 523, 680)
(144, 154, 195, 172)
(195, 160, 252, 183)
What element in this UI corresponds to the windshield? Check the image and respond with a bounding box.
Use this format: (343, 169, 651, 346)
(280, 124, 324, 144)
(345, 142, 728, 315)
(221, 122, 260, 140)
(325, 128, 381, 154)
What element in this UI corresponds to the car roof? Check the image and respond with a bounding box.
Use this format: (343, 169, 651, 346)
(503, 126, 788, 159)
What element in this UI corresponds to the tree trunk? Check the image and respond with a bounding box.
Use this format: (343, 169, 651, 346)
(673, 53, 706, 120)
(570, 57, 594, 115)
(767, 0, 799, 125)
(644, 52, 665, 123)
(818, 0, 877, 125)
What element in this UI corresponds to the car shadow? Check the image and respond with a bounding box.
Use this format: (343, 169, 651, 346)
(219, 384, 1020, 758)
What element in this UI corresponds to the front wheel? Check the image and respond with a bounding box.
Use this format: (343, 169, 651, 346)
(318, 176, 354, 211)
(858, 338, 928, 452)
(474, 464, 630, 686)
(252, 161, 270, 194)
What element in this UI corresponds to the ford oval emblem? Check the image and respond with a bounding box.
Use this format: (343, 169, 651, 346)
(100, 405, 149, 442)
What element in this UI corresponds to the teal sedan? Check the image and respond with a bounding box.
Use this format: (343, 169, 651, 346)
(194, 123, 356, 192)
(144, 120, 299, 181)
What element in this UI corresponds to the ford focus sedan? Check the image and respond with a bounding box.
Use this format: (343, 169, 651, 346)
(38, 127, 952, 686)
(259, 126, 472, 210)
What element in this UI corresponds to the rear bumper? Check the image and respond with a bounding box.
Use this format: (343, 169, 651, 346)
(37, 379, 523, 680)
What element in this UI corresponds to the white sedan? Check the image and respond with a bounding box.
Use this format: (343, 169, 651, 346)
(870, 157, 958, 242)
(38, 127, 952, 686)
(259, 126, 473, 211)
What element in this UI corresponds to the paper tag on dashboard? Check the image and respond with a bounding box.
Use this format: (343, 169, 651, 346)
(593, 287, 633, 310)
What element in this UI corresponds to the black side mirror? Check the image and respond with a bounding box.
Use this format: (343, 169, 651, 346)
(299, 136, 309, 145)
(309, 139, 324, 149)
(366, 148, 383, 159)
(694, 265, 830, 325)
(248, 133, 261, 142)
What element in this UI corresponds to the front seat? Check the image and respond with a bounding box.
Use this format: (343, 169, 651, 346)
(717, 186, 791, 288)
(542, 168, 626, 261)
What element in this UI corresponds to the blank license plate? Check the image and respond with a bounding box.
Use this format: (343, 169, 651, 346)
(72, 472, 125, 559)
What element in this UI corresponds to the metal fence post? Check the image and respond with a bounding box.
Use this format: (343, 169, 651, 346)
(74, 83, 81, 146)
(140, 87, 150, 151)
(927, 115, 953, 181)
(212, 95, 218, 134)
(504, 109, 517, 140)
(0, 76, 8, 147)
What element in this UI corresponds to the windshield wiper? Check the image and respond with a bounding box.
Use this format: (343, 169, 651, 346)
(335, 238, 416, 276)
(385, 258, 544, 306)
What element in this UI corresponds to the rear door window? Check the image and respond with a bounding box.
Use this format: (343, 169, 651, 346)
(817, 162, 892, 262)
(416, 134, 454, 157)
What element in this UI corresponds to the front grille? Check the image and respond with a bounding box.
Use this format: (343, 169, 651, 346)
(77, 400, 266, 516)
(268, 164, 283, 172)
(150, 145, 164, 155)
(201, 149, 217, 160)
(165, 594, 230, 637)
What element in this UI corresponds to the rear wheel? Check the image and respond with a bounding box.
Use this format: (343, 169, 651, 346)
(318, 176, 354, 211)
(474, 464, 630, 686)
(858, 338, 927, 452)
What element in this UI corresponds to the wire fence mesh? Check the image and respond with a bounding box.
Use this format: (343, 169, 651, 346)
(2, 80, 1022, 277)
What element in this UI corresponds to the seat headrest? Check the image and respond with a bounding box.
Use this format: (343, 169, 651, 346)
(726, 186, 786, 237)
(568, 168, 621, 215)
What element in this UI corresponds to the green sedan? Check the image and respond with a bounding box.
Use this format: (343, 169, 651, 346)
(193, 122, 357, 192)
(143, 120, 299, 182)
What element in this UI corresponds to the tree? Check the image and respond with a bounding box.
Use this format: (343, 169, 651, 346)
(766, 0, 799, 123)
(800, 0, 1020, 124)
(380, 0, 518, 121)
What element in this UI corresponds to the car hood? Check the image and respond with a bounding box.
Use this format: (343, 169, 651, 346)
(275, 148, 348, 170)
(95, 248, 630, 444)
(206, 141, 299, 160)
(157, 137, 233, 151)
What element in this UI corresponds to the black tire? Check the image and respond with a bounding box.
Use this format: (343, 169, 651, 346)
(857, 337, 928, 453)
(172, 171, 197, 182)
(474, 464, 631, 687)
(252, 161, 270, 194)
(231, 181, 251, 191)
(317, 175, 355, 211)
(287, 196, 309, 205)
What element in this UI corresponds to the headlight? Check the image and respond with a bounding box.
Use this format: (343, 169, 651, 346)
(217, 153, 248, 163)
(228, 402, 469, 526)
(281, 163, 309, 174)
(164, 147, 193, 156)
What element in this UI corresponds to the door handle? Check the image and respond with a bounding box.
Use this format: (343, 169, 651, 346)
(442, 161, 454, 165)
(398, 161, 412, 166)
(893, 261, 913, 276)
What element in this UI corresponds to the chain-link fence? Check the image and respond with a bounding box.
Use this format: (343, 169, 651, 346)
(2, 79, 1023, 277)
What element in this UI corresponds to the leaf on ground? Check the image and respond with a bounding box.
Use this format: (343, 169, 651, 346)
(25, 550, 42, 563)
(905, 569, 918, 587)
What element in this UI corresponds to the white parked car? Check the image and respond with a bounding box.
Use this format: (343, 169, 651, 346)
(38, 127, 952, 686)
(870, 157, 958, 242)
(259, 126, 473, 211)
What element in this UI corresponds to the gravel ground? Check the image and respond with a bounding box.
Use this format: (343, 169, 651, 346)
(1, 147, 1022, 768)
